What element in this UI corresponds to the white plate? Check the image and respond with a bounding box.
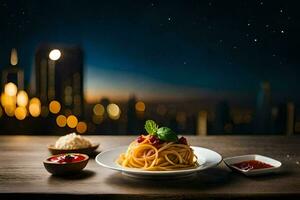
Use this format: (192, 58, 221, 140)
(223, 154, 282, 176)
(95, 146, 222, 177)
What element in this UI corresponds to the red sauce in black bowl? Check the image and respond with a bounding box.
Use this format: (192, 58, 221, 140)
(47, 154, 86, 164)
(232, 160, 273, 171)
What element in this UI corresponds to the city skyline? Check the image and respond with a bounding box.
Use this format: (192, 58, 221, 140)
(0, 47, 295, 104)
(0, 1, 299, 103)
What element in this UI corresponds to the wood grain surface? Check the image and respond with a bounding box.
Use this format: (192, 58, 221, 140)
(0, 135, 299, 199)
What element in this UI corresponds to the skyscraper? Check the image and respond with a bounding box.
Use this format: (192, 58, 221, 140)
(1, 48, 24, 90)
(35, 44, 84, 116)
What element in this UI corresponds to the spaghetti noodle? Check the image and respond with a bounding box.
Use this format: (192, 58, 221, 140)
(116, 135, 198, 171)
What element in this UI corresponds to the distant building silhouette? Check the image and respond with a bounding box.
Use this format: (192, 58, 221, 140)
(197, 111, 207, 135)
(213, 100, 231, 134)
(1, 48, 24, 90)
(35, 44, 84, 116)
(255, 81, 272, 133)
(286, 102, 295, 135)
(127, 95, 138, 134)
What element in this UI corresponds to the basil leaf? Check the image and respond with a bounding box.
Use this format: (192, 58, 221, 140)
(144, 120, 159, 135)
(157, 127, 178, 142)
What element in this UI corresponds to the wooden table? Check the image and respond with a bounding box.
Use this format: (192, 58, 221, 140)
(0, 135, 299, 199)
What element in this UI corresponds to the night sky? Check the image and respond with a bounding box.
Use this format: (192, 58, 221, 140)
(0, 0, 299, 103)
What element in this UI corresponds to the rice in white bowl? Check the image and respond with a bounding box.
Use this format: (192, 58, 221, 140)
(54, 133, 92, 149)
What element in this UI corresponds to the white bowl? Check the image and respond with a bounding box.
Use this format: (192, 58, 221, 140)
(223, 154, 282, 176)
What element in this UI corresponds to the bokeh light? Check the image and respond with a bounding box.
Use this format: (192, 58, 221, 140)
(135, 101, 146, 112)
(16, 90, 28, 107)
(64, 86, 72, 95)
(93, 104, 105, 116)
(4, 82, 17, 96)
(4, 105, 16, 117)
(176, 112, 187, 124)
(76, 121, 87, 134)
(56, 115, 67, 127)
(1, 93, 16, 107)
(10, 48, 18, 66)
(92, 115, 103, 124)
(29, 97, 41, 117)
(15, 106, 27, 120)
(49, 49, 61, 61)
(64, 95, 72, 106)
(67, 115, 78, 128)
(49, 100, 61, 114)
(107, 103, 121, 120)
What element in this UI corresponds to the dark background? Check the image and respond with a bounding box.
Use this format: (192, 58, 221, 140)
(0, 0, 299, 135)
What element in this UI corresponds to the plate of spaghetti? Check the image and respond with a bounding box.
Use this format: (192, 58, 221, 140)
(96, 120, 222, 177)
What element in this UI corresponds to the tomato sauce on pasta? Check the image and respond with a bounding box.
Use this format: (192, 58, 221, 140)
(116, 135, 198, 171)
